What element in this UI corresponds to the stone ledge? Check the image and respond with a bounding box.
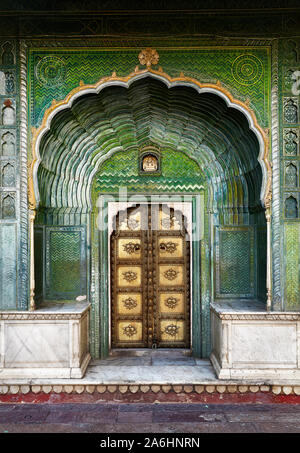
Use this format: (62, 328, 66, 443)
(211, 302, 300, 321)
(0, 302, 90, 320)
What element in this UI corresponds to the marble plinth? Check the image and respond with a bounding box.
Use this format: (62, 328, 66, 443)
(210, 302, 300, 380)
(0, 302, 91, 379)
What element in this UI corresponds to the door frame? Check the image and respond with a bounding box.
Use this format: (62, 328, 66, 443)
(93, 193, 205, 358)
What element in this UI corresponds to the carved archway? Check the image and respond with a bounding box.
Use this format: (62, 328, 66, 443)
(29, 66, 271, 211)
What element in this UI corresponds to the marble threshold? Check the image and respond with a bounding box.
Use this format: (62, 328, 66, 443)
(1, 351, 300, 387)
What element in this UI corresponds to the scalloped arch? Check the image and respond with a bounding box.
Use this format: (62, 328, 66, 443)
(29, 68, 271, 211)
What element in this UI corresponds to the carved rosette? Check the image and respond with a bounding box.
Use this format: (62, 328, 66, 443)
(123, 324, 137, 337)
(138, 48, 159, 69)
(122, 242, 141, 254)
(122, 270, 138, 282)
(123, 297, 138, 310)
(164, 324, 179, 337)
(163, 268, 179, 281)
(164, 297, 179, 309)
(159, 242, 178, 253)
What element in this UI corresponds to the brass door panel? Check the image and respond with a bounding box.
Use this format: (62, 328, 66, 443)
(111, 204, 190, 349)
(159, 265, 184, 286)
(117, 266, 142, 287)
(159, 293, 184, 314)
(117, 293, 142, 315)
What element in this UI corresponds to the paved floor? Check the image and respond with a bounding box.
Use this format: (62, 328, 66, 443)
(0, 402, 299, 433)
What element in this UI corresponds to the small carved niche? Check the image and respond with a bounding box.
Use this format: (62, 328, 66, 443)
(2, 100, 15, 126)
(284, 40, 298, 63)
(1, 131, 15, 156)
(0, 71, 5, 95)
(2, 194, 15, 219)
(5, 72, 14, 94)
(284, 69, 295, 90)
(2, 163, 15, 187)
(284, 98, 298, 123)
(1, 42, 14, 65)
(139, 146, 161, 175)
(285, 195, 298, 219)
(284, 129, 298, 155)
(285, 163, 298, 187)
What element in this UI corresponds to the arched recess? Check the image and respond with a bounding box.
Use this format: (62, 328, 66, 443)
(31, 70, 270, 358)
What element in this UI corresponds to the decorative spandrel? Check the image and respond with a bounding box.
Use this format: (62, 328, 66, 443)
(111, 203, 190, 349)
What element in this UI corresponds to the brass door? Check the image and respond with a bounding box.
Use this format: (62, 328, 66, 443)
(111, 204, 190, 348)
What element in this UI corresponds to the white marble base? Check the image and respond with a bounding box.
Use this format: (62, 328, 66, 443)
(210, 302, 300, 380)
(0, 302, 91, 379)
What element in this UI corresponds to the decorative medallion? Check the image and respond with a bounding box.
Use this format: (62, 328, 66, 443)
(231, 54, 263, 86)
(159, 242, 178, 254)
(163, 268, 179, 281)
(138, 48, 159, 69)
(122, 242, 141, 254)
(123, 297, 138, 310)
(164, 324, 180, 337)
(36, 56, 66, 87)
(122, 270, 138, 282)
(164, 297, 179, 309)
(123, 324, 137, 337)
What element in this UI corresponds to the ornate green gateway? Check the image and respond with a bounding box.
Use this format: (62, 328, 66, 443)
(0, 18, 299, 364)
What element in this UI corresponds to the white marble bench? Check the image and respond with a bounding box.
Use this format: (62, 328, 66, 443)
(210, 301, 300, 380)
(0, 302, 91, 379)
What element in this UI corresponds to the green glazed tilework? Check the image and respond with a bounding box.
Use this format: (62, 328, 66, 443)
(94, 148, 205, 195)
(28, 47, 270, 128)
(285, 223, 300, 310)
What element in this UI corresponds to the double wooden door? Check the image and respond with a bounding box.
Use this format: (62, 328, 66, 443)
(111, 204, 190, 349)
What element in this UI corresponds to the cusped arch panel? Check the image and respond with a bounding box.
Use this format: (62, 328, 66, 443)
(30, 69, 270, 211)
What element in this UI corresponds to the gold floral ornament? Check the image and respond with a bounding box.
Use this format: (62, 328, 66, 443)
(123, 324, 137, 337)
(164, 268, 179, 281)
(122, 242, 141, 254)
(123, 297, 138, 310)
(164, 297, 179, 309)
(122, 270, 138, 282)
(164, 324, 180, 337)
(138, 48, 159, 69)
(159, 242, 178, 254)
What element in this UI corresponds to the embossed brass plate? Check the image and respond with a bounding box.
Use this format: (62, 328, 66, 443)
(111, 204, 190, 348)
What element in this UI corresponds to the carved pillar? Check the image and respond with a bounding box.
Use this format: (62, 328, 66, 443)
(271, 39, 282, 310)
(20, 40, 30, 309)
(29, 209, 36, 311)
(266, 206, 272, 312)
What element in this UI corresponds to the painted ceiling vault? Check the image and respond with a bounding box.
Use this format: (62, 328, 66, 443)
(38, 77, 262, 213)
